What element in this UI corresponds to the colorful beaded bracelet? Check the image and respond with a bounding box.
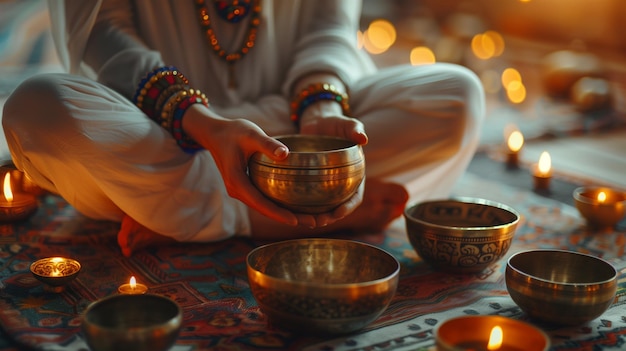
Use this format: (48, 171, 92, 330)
(290, 83, 350, 125)
(133, 66, 207, 153)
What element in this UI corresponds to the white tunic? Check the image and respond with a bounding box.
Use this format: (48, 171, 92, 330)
(2, 0, 485, 242)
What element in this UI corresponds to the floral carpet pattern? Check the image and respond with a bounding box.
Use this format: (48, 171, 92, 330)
(0, 172, 625, 351)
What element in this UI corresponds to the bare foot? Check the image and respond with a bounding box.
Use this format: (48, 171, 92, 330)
(117, 215, 177, 257)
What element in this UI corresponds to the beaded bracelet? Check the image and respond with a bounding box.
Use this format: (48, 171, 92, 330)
(133, 66, 207, 153)
(290, 83, 350, 125)
(133, 66, 190, 119)
(161, 89, 209, 153)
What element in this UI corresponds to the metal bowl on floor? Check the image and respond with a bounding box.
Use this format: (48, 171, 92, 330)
(248, 135, 365, 214)
(246, 238, 400, 335)
(506, 249, 618, 325)
(82, 294, 182, 351)
(403, 198, 520, 274)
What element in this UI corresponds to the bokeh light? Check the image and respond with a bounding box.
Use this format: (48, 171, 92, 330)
(362, 19, 396, 54)
(410, 46, 436, 65)
(506, 80, 527, 104)
(501, 68, 522, 90)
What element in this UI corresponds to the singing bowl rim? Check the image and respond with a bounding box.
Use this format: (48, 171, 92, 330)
(506, 249, 618, 287)
(250, 134, 363, 169)
(246, 238, 401, 289)
(403, 197, 520, 232)
(82, 294, 183, 332)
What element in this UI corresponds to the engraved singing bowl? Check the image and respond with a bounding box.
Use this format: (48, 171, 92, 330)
(403, 198, 520, 274)
(506, 249, 618, 325)
(248, 135, 365, 214)
(246, 238, 400, 335)
(82, 294, 183, 351)
(573, 187, 626, 229)
(30, 257, 81, 292)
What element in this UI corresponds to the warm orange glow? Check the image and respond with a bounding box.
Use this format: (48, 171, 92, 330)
(538, 151, 552, 175)
(506, 81, 527, 104)
(484, 30, 505, 57)
(507, 130, 524, 152)
(130, 276, 137, 289)
(598, 191, 607, 203)
(410, 46, 436, 65)
(488, 326, 504, 350)
(362, 19, 396, 54)
(471, 33, 494, 60)
(3, 173, 13, 202)
(501, 68, 522, 90)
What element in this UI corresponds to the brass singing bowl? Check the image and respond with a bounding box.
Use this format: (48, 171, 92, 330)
(82, 294, 182, 351)
(246, 238, 400, 335)
(506, 249, 618, 325)
(248, 135, 365, 214)
(30, 257, 81, 291)
(404, 198, 520, 274)
(573, 187, 626, 229)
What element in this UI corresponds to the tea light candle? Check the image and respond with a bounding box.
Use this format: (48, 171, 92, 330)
(0, 173, 37, 222)
(505, 130, 524, 168)
(436, 315, 550, 351)
(532, 151, 552, 191)
(573, 187, 626, 229)
(118, 276, 148, 294)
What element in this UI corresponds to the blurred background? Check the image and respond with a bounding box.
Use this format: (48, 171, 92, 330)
(1, 0, 625, 185)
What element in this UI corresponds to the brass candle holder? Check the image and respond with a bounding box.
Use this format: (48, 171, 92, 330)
(573, 187, 626, 229)
(30, 257, 81, 292)
(0, 166, 40, 222)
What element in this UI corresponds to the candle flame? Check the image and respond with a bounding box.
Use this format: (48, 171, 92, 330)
(3, 173, 13, 202)
(487, 326, 504, 350)
(598, 191, 607, 203)
(507, 130, 524, 152)
(538, 151, 551, 174)
(130, 276, 137, 289)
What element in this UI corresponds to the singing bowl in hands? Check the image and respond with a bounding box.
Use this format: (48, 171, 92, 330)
(404, 198, 520, 274)
(248, 135, 365, 214)
(246, 238, 400, 335)
(506, 249, 618, 325)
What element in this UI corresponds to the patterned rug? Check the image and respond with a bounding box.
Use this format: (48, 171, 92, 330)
(0, 164, 625, 351)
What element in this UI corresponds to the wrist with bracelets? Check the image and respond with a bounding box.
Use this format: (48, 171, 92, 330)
(290, 83, 350, 125)
(133, 66, 208, 154)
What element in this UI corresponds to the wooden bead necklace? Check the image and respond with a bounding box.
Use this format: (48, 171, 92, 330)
(194, 0, 261, 88)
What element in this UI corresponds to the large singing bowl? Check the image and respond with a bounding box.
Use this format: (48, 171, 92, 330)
(404, 198, 520, 274)
(246, 238, 400, 335)
(248, 135, 365, 214)
(506, 249, 618, 325)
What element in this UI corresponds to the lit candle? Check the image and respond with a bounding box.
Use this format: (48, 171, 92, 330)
(0, 172, 38, 222)
(436, 316, 549, 351)
(573, 186, 626, 229)
(532, 151, 552, 191)
(118, 276, 148, 295)
(505, 130, 524, 168)
(30, 256, 81, 292)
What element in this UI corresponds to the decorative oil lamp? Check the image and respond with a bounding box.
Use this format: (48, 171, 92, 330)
(30, 257, 81, 292)
(573, 186, 626, 229)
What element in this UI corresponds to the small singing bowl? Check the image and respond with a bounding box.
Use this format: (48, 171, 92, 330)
(248, 135, 365, 214)
(506, 249, 618, 325)
(573, 187, 626, 229)
(246, 238, 400, 335)
(404, 198, 520, 274)
(30, 257, 81, 292)
(82, 294, 183, 351)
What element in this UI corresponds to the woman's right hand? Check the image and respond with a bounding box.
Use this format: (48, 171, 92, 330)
(181, 104, 319, 228)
